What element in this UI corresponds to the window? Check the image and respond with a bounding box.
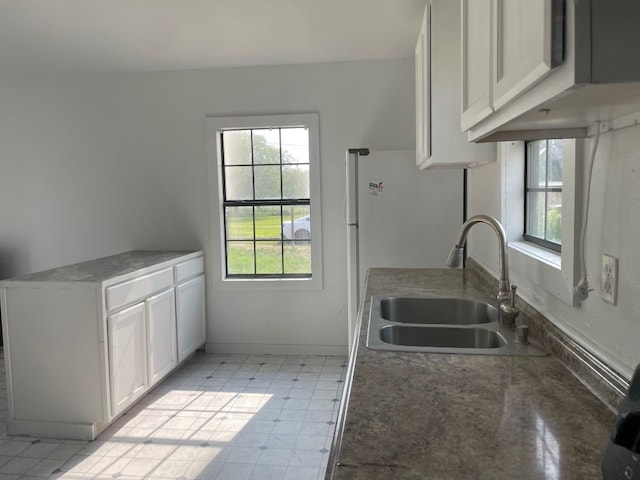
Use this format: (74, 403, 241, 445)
(500, 139, 579, 306)
(524, 139, 568, 252)
(206, 114, 321, 286)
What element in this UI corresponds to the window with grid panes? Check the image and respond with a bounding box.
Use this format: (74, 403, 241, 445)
(220, 126, 313, 278)
(524, 139, 571, 252)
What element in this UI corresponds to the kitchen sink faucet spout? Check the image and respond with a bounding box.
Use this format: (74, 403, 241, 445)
(446, 214, 512, 307)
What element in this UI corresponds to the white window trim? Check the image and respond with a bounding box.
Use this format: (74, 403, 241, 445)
(500, 140, 582, 306)
(205, 113, 323, 291)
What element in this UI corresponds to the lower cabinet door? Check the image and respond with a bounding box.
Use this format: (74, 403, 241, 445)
(176, 275, 206, 362)
(108, 302, 148, 415)
(146, 288, 178, 385)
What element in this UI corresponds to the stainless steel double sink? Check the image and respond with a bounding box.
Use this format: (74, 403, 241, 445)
(367, 295, 547, 356)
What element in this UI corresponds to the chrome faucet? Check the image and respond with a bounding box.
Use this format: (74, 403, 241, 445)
(446, 214, 519, 326)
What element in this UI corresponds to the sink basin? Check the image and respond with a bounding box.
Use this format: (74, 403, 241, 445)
(380, 325, 506, 349)
(380, 296, 497, 325)
(366, 294, 548, 356)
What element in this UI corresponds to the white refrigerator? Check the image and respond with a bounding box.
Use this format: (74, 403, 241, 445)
(346, 149, 464, 349)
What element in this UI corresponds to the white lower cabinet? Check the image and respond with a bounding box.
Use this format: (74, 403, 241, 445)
(146, 288, 178, 387)
(0, 250, 205, 440)
(109, 302, 149, 414)
(176, 275, 205, 362)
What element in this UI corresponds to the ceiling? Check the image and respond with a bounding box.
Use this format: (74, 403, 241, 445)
(0, 0, 427, 74)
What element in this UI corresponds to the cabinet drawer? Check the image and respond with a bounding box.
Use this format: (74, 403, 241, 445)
(106, 268, 173, 311)
(174, 256, 204, 283)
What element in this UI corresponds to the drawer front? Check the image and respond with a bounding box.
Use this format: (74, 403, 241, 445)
(106, 268, 173, 311)
(174, 256, 204, 283)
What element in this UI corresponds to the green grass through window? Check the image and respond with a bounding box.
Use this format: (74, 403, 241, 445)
(226, 213, 311, 275)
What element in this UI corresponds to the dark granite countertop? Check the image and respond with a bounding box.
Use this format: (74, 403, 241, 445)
(0, 250, 199, 283)
(328, 268, 615, 480)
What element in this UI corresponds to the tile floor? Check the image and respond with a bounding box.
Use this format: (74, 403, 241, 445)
(0, 351, 346, 479)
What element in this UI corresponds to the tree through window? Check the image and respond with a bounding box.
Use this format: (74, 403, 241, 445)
(524, 139, 570, 252)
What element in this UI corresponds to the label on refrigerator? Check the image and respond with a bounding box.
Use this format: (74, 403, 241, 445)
(368, 181, 384, 196)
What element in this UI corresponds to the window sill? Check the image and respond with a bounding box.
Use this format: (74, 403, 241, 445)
(510, 241, 561, 269)
(213, 275, 323, 292)
(508, 241, 575, 306)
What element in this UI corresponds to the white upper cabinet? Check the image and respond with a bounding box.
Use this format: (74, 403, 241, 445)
(416, 0, 495, 168)
(492, 0, 563, 110)
(415, 7, 430, 167)
(461, 0, 493, 131)
(463, 0, 640, 142)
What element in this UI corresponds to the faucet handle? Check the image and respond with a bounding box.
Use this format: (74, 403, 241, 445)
(516, 324, 529, 344)
(499, 284, 519, 327)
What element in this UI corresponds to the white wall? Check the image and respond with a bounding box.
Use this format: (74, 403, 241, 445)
(467, 126, 640, 379)
(0, 58, 415, 354)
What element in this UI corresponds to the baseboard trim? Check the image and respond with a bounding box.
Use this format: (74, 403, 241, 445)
(205, 342, 348, 357)
(7, 419, 101, 441)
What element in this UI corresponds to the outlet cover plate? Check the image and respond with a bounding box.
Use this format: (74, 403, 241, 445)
(602, 254, 618, 305)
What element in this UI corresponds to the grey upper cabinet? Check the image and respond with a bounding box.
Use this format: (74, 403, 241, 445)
(416, 0, 495, 169)
(462, 0, 640, 143)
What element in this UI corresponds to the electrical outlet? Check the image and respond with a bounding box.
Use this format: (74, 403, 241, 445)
(602, 254, 618, 305)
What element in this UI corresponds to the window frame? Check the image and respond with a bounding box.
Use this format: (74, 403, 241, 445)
(524, 139, 564, 253)
(206, 114, 322, 290)
(499, 139, 581, 306)
(220, 127, 312, 279)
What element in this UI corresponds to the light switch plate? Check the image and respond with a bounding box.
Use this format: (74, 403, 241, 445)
(601, 254, 618, 305)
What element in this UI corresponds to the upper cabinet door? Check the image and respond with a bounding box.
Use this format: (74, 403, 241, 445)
(415, 5, 431, 167)
(461, 0, 493, 131)
(492, 0, 563, 111)
(416, 0, 496, 168)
